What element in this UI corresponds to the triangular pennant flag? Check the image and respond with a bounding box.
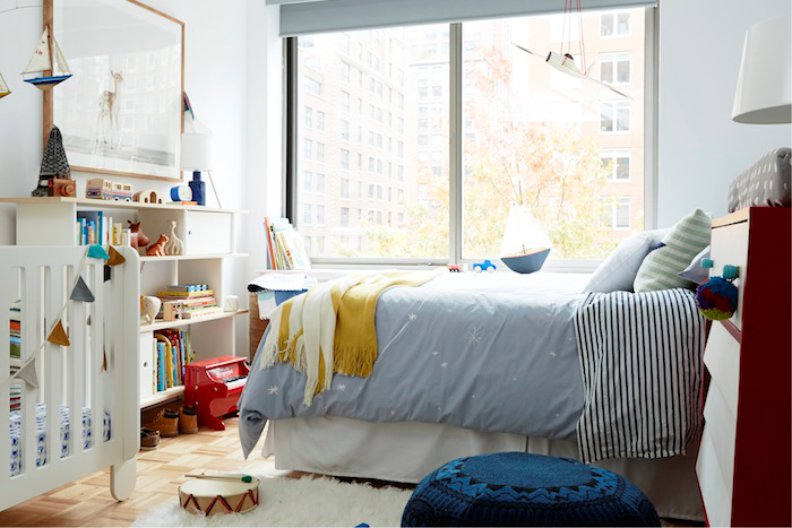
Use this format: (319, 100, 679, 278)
(87, 244, 109, 260)
(47, 319, 70, 346)
(107, 246, 125, 266)
(70, 276, 95, 303)
(15, 358, 39, 389)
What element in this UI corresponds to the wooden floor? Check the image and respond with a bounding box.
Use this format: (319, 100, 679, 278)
(0, 417, 284, 527)
(0, 417, 703, 527)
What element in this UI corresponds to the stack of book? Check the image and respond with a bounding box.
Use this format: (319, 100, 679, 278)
(157, 285, 220, 319)
(264, 217, 311, 270)
(147, 329, 193, 393)
(75, 210, 123, 246)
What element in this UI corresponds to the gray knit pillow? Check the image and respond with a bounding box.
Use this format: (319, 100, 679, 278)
(633, 209, 711, 292)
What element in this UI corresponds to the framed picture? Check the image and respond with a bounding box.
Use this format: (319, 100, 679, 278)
(45, 0, 184, 182)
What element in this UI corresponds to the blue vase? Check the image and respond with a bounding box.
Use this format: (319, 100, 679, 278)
(189, 171, 206, 206)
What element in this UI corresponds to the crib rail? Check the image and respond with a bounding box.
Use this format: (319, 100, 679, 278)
(0, 246, 139, 511)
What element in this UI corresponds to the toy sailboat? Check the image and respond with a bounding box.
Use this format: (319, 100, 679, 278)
(0, 72, 10, 99)
(21, 27, 72, 90)
(500, 205, 552, 274)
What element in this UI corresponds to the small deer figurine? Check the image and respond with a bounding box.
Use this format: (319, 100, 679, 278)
(146, 234, 169, 257)
(128, 221, 150, 253)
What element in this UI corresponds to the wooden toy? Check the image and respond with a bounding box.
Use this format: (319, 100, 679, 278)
(184, 356, 249, 431)
(134, 189, 164, 204)
(163, 220, 184, 256)
(447, 264, 461, 273)
(52, 178, 76, 197)
(146, 234, 169, 256)
(473, 259, 497, 273)
(178, 474, 259, 516)
(112, 182, 133, 202)
(140, 296, 161, 325)
(162, 300, 184, 321)
(128, 221, 150, 251)
(86, 178, 113, 200)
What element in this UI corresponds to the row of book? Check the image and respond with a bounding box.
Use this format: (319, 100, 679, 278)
(9, 301, 21, 412)
(142, 329, 194, 397)
(157, 285, 220, 320)
(75, 211, 124, 246)
(264, 217, 311, 270)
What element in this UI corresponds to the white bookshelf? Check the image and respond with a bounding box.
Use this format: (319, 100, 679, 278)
(1, 196, 248, 409)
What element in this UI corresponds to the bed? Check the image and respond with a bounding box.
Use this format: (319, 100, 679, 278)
(241, 271, 705, 520)
(0, 246, 139, 512)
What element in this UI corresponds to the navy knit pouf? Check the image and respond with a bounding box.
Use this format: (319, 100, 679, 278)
(401, 452, 660, 527)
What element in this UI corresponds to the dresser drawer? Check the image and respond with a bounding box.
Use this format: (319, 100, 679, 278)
(703, 382, 737, 486)
(709, 221, 749, 330)
(697, 428, 733, 527)
(703, 323, 741, 417)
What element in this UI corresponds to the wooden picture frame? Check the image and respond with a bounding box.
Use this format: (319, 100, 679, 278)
(43, 0, 185, 182)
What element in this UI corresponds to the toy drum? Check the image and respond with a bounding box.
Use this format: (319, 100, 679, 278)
(179, 476, 260, 516)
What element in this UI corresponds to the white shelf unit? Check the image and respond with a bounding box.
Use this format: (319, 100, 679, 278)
(2, 196, 247, 409)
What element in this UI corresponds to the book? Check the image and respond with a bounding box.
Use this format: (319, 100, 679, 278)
(264, 217, 311, 270)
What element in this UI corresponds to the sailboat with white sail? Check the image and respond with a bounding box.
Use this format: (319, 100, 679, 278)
(0, 72, 10, 99)
(21, 27, 72, 89)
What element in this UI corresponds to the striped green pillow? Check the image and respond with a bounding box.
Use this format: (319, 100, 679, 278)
(633, 209, 711, 292)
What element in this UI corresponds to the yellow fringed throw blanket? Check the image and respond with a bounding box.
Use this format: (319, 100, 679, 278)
(259, 269, 442, 405)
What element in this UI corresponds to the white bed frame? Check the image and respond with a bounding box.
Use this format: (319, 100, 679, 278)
(0, 246, 139, 511)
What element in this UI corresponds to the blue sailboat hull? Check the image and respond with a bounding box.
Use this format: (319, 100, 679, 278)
(24, 74, 72, 87)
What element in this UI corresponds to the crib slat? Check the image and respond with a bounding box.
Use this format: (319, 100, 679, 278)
(89, 262, 103, 449)
(69, 282, 86, 458)
(0, 262, 12, 479)
(21, 267, 40, 476)
(45, 265, 65, 465)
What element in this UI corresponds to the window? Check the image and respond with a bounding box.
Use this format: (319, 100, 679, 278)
(601, 11, 630, 37)
(303, 170, 313, 192)
(600, 102, 631, 133)
(600, 197, 631, 229)
(600, 53, 631, 85)
(600, 151, 631, 181)
(290, 9, 649, 263)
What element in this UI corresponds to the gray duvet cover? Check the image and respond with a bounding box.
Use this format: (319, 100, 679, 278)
(239, 272, 589, 458)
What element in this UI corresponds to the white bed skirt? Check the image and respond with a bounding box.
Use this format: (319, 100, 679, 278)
(263, 417, 703, 522)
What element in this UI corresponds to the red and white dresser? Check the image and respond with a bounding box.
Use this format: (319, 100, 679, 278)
(697, 207, 791, 527)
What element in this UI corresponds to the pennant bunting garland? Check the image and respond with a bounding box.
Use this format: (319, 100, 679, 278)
(47, 319, 70, 346)
(87, 244, 109, 260)
(14, 357, 39, 389)
(70, 276, 95, 303)
(107, 246, 126, 266)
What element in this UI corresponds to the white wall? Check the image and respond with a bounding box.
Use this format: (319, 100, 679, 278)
(0, 0, 251, 351)
(657, 0, 792, 226)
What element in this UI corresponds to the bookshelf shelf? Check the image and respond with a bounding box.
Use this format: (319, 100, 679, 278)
(140, 385, 185, 409)
(139, 253, 248, 263)
(0, 196, 247, 215)
(140, 309, 247, 333)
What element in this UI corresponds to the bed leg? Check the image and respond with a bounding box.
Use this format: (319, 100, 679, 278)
(110, 458, 137, 501)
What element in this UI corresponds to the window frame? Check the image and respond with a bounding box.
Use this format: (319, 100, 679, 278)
(283, 7, 657, 270)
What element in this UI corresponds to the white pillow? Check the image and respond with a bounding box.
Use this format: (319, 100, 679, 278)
(584, 229, 669, 293)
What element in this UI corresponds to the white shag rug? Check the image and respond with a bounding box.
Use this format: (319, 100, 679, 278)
(133, 476, 413, 527)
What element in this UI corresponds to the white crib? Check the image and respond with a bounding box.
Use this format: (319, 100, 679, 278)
(0, 246, 139, 511)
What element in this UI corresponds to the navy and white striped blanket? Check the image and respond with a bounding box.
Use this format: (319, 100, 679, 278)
(575, 289, 706, 463)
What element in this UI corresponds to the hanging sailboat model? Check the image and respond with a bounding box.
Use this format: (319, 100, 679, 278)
(0, 71, 10, 99)
(21, 27, 72, 90)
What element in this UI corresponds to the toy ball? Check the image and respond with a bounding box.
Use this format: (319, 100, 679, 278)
(696, 276, 738, 320)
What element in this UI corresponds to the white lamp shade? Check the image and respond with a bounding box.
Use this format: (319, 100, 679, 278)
(180, 132, 214, 171)
(732, 15, 792, 124)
